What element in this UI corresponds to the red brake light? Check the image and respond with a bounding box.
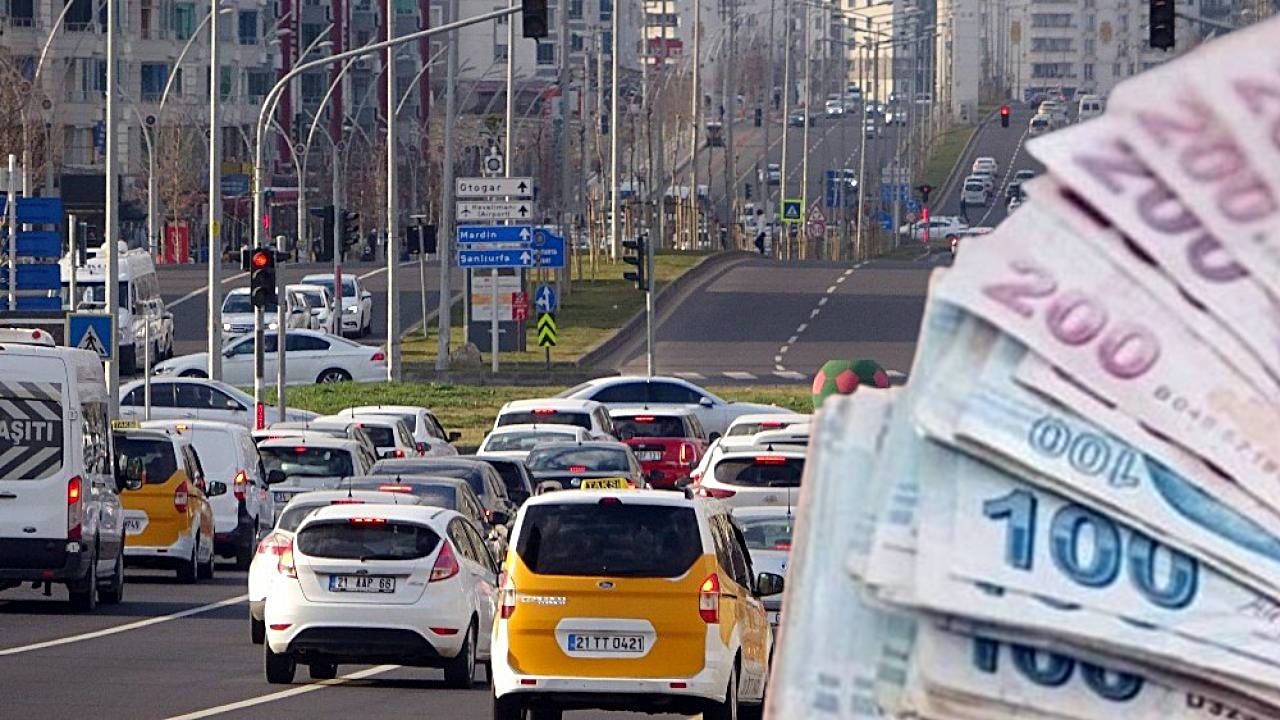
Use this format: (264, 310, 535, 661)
(699, 574, 721, 623)
(330, 498, 366, 505)
(499, 578, 517, 620)
(294, 446, 309, 454)
(430, 542, 460, 582)
(569, 465, 588, 473)
(233, 469, 248, 501)
(700, 487, 737, 499)
(755, 455, 787, 465)
(378, 484, 413, 493)
(174, 481, 189, 513)
(349, 517, 387, 525)
(598, 497, 622, 505)
(371, 351, 386, 362)
(760, 421, 784, 429)
(633, 416, 655, 423)
(773, 541, 792, 550)
(278, 538, 297, 577)
(532, 409, 556, 415)
(394, 449, 406, 458)
(678, 442, 695, 467)
(67, 476, 83, 540)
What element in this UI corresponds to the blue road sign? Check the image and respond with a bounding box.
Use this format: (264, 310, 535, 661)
(14, 231, 62, 258)
(0, 197, 64, 225)
(458, 248, 535, 268)
(221, 174, 250, 197)
(67, 314, 113, 359)
(533, 233, 565, 268)
(456, 225, 533, 243)
(877, 211, 894, 230)
(0, 264, 60, 291)
(534, 283, 558, 314)
(781, 199, 802, 222)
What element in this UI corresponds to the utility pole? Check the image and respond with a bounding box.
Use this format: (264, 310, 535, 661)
(800, 0, 810, 258)
(690, 0, 701, 251)
(495, 0, 514, 375)
(436, 0, 461, 370)
(779, 0, 792, 259)
(764, 0, 776, 228)
(105, 0, 119, 416)
(608, 0, 621, 261)
(722, 0, 736, 249)
(386, 0, 401, 382)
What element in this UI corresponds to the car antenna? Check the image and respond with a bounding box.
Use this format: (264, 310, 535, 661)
(345, 476, 353, 498)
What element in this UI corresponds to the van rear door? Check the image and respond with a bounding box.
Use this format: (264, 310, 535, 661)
(0, 358, 71, 546)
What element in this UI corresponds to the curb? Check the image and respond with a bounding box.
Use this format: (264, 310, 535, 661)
(937, 108, 997, 208)
(577, 251, 760, 371)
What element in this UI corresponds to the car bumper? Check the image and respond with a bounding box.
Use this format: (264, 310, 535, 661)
(0, 538, 91, 584)
(214, 509, 256, 557)
(641, 462, 694, 489)
(124, 530, 196, 565)
(340, 315, 361, 333)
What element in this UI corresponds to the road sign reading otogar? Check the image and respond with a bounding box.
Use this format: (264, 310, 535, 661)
(456, 177, 533, 199)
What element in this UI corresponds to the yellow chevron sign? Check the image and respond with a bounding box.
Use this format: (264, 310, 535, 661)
(537, 312, 558, 347)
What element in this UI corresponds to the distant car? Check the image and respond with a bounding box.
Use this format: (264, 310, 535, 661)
(1028, 113, 1052, 136)
(153, 329, 388, 386)
(286, 284, 334, 332)
(1013, 169, 1037, 183)
(492, 398, 617, 440)
(263, 504, 497, 687)
(961, 178, 990, 207)
(824, 99, 844, 116)
(883, 111, 906, 126)
(609, 407, 710, 490)
(968, 171, 996, 192)
(1005, 181, 1024, 201)
(367, 457, 517, 526)
(1007, 196, 1024, 213)
(319, 413, 421, 459)
(477, 423, 595, 460)
(471, 455, 536, 507)
(299, 272, 373, 337)
(524, 441, 647, 492)
(734, 505, 794, 628)
(864, 119, 878, 138)
(119, 377, 318, 428)
(898, 216, 969, 242)
(693, 448, 806, 509)
(336, 405, 460, 455)
(557, 375, 788, 437)
(220, 287, 311, 338)
(788, 109, 806, 127)
(1078, 94, 1103, 121)
(348, 475, 507, 558)
(760, 163, 781, 186)
(257, 435, 373, 513)
(971, 157, 998, 175)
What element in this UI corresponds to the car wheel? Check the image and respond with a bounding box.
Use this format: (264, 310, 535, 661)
(198, 540, 215, 580)
(316, 368, 352, 384)
(265, 643, 297, 684)
(309, 663, 338, 680)
(704, 663, 739, 720)
(68, 556, 98, 612)
(179, 369, 208, 378)
(443, 622, 477, 689)
(492, 694, 526, 720)
(177, 543, 198, 584)
(251, 614, 266, 645)
(99, 553, 125, 605)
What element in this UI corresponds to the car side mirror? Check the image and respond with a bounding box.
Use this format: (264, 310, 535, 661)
(699, 397, 715, 408)
(447, 431, 462, 443)
(206, 480, 228, 498)
(755, 572, 785, 597)
(116, 457, 145, 492)
(266, 469, 287, 485)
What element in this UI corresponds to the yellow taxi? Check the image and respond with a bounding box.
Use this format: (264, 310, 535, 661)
(491, 488, 783, 719)
(113, 425, 222, 583)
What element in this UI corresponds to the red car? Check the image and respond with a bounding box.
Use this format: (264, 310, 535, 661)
(610, 408, 709, 489)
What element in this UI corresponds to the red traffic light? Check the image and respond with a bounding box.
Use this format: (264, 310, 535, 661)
(1000, 104, 1010, 116)
(251, 250, 272, 269)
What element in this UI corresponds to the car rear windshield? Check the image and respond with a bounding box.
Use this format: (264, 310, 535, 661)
(0, 381, 64, 480)
(516, 503, 702, 577)
(525, 446, 630, 473)
(115, 437, 177, 484)
(261, 446, 355, 479)
(614, 416, 686, 439)
(484, 431, 573, 452)
(739, 516, 795, 550)
(727, 420, 797, 437)
(498, 411, 591, 430)
(297, 520, 441, 560)
(361, 425, 395, 447)
(713, 457, 804, 487)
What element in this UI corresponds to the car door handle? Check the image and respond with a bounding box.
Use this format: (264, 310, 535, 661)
(0, 491, 17, 499)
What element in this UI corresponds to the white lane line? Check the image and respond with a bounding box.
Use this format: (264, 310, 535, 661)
(835, 275, 847, 284)
(774, 354, 784, 363)
(774, 364, 787, 372)
(0, 593, 247, 657)
(779, 346, 789, 354)
(795, 323, 807, 334)
(774, 370, 806, 380)
(825, 285, 837, 294)
(818, 297, 829, 307)
(723, 371, 757, 381)
(787, 335, 798, 344)
(163, 665, 400, 720)
(674, 371, 706, 381)
(169, 272, 250, 308)
(809, 308, 820, 318)
(843, 269, 854, 276)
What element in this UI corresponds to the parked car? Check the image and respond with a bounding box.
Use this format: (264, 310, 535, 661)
(298, 272, 374, 337)
(152, 330, 387, 386)
(119, 378, 318, 428)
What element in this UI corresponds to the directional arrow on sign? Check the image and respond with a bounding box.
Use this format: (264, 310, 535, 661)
(456, 201, 537, 222)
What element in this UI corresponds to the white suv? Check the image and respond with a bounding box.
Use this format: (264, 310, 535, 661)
(263, 503, 498, 686)
(693, 449, 806, 509)
(971, 156, 998, 175)
(299, 273, 373, 337)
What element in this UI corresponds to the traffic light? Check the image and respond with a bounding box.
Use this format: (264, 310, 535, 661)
(1000, 104, 1010, 127)
(341, 210, 360, 247)
(744, 182, 753, 200)
(1149, 0, 1175, 49)
(522, 0, 548, 39)
(622, 236, 648, 291)
(917, 184, 933, 204)
(248, 248, 277, 308)
(422, 224, 438, 255)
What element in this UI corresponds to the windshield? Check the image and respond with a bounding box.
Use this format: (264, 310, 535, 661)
(65, 281, 128, 308)
(297, 520, 440, 560)
(713, 457, 804, 487)
(739, 516, 795, 550)
(497, 411, 591, 430)
(361, 426, 395, 447)
(261, 446, 355, 479)
(483, 431, 574, 452)
(223, 294, 278, 314)
(614, 416, 687, 439)
(298, 290, 325, 306)
(305, 278, 358, 297)
(727, 420, 801, 437)
(115, 437, 177, 484)
(525, 446, 631, 473)
(516, 503, 702, 577)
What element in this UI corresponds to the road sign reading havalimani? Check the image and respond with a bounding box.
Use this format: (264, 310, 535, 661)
(456, 201, 534, 222)
(537, 313, 558, 347)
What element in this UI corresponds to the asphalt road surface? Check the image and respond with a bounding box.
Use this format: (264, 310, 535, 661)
(0, 566, 691, 720)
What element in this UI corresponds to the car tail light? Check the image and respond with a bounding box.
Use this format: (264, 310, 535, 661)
(699, 486, 736, 499)
(532, 409, 556, 415)
(278, 538, 297, 578)
(174, 481, 189, 514)
(499, 577, 517, 619)
(699, 574, 721, 623)
(371, 351, 386, 362)
(689, 471, 703, 484)
(257, 532, 291, 557)
(774, 541, 792, 550)
(393, 448, 406, 458)
(430, 542, 460, 582)
(232, 469, 248, 501)
(569, 465, 587, 473)
(678, 442, 695, 467)
(67, 476, 83, 540)
(761, 421, 784, 429)
(598, 497, 622, 505)
(378, 484, 412, 493)
(755, 455, 787, 465)
(634, 416, 655, 423)
(349, 517, 387, 525)
(330, 498, 366, 505)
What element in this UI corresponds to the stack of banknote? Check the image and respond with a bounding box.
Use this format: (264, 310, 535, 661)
(767, 16, 1280, 720)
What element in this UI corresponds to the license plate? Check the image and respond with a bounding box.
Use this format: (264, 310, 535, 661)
(637, 451, 663, 462)
(123, 518, 148, 536)
(565, 633, 645, 654)
(579, 477, 630, 490)
(329, 575, 396, 593)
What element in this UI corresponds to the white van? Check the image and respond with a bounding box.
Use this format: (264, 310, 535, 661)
(61, 242, 174, 374)
(1077, 94, 1103, 121)
(0, 342, 138, 610)
(1028, 113, 1052, 136)
(962, 179, 990, 206)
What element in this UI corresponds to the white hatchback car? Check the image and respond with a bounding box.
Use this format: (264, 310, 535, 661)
(493, 398, 618, 440)
(258, 436, 374, 516)
(335, 405, 461, 456)
(264, 503, 498, 686)
(318, 414, 421, 460)
(477, 424, 595, 460)
(693, 448, 806, 509)
(971, 156, 998, 175)
(299, 273, 374, 337)
(557, 376, 787, 438)
(248, 489, 424, 644)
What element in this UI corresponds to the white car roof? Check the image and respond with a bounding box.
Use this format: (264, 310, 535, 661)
(521, 488, 696, 508)
(500, 398, 604, 412)
(608, 405, 699, 418)
(486, 423, 584, 436)
(319, 414, 404, 430)
(726, 413, 810, 430)
(340, 405, 439, 419)
(257, 436, 363, 451)
(715, 448, 807, 461)
(300, 502, 455, 528)
(288, 283, 329, 292)
(281, 489, 419, 510)
(732, 505, 797, 520)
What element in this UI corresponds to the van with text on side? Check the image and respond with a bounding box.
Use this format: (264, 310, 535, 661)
(60, 241, 173, 374)
(0, 342, 134, 611)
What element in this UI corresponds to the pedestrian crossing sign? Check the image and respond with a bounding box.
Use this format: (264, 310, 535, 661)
(781, 199, 803, 223)
(66, 313, 113, 360)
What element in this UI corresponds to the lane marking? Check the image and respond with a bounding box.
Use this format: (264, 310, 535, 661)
(809, 308, 821, 318)
(774, 370, 806, 380)
(835, 276, 847, 284)
(774, 354, 784, 363)
(775, 266, 854, 373)
(818, 297, 829, 307)
(169, 272, 250, 308)
(0, 593, 248, 657)
(825, 285, 837, 294)
(843, 269, 854, 276)
(723, 371, 757, 381)
(163, 664, 400, 720)
(674, 371, 706, 381)
(795, 323, 807, 334)
(787, 335, 798, 344)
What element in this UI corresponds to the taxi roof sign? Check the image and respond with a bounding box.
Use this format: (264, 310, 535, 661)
(111, 420, 142, 430)
(579, 477, 633, 490)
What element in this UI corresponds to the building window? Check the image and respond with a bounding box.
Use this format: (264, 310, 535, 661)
(238, 10, 259, 44)
(219, 66, 233, 101)
(494, 43, 508, 61)
(1030, 62, 1073, 78)
(301, 72, 326, 103)
(140, 0, 154, 38)
(1112, 62, 1121, 77)
(173, 3, 196, 39)
(537, 42, 555, 65)
(302, 22, 326, 49)
(247, 69, 272, 99)
(569, 0, 582, 19)
(1030, 13, 1073, 28)
(9, 0, 35, 26)
(1084, 14, 1095, 30)
(571, 32, 584, 51)
(1119, 14, 1129, 31)
(1084, 37, 1095, 54)
(602, 30, 612, 53)
(140, 63, 169, 102)
(599, 0, 612, 21)
(1083, 63, 1095, 80)
(1030, 37, 1072, 51)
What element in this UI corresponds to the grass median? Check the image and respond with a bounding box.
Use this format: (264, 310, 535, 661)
(920, 123, 979, 191)
(402, 250, 710, 369)
(270, 381, 812, 446)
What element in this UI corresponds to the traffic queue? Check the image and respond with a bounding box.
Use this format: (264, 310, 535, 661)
(0, 336, 804, 719)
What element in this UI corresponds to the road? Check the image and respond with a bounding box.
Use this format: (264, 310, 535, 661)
(933, 102, 1046, 229)
(0, 565, 690, 720)
(156, 259, 455, 357)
